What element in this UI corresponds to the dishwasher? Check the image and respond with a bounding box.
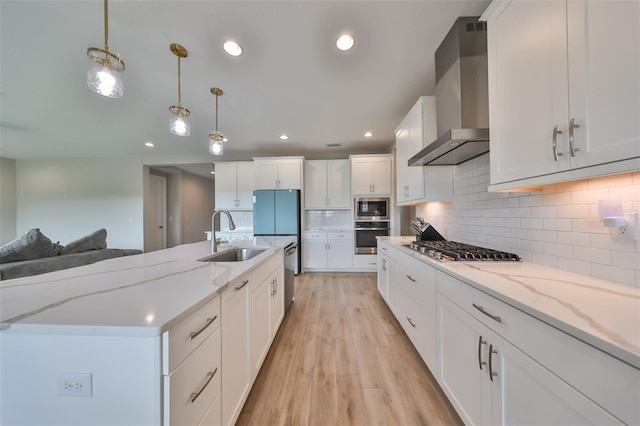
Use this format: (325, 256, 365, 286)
(283, 242, 297, 313)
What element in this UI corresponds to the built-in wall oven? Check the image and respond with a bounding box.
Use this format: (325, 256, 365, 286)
(354, 220, 390, 254)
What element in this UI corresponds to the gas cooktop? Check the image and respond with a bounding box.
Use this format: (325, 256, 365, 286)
(407, 240, 521, 262)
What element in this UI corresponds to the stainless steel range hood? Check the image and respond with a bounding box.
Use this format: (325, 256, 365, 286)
(409, 17, 489, 166)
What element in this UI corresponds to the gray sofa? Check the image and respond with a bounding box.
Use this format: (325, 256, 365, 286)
(0, 228, 142, 280)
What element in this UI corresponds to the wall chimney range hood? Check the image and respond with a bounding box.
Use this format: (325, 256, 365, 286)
(409, 17, 489, 166)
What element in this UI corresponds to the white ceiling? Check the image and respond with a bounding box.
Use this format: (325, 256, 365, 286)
(0, 0, 491, 161)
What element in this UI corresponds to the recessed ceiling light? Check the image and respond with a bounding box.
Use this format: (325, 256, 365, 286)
(144, 141, 155, 147)
(336, 34, 355, 51)
(223, 41, 243, 56)
(210, 171, 215, 175)
(279, 134, 289, 140)
(326, 143, 342, 147)
(364, 131, 373, 138)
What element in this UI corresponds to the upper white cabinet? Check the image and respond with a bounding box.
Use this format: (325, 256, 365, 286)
(350, 154, 392, 195)
(253, 157, 304, 190)
(483, 0, 640, 191)
(395, 96, 453, 205)
(304, 159, 351, 209)
(215, 162, 255, 210)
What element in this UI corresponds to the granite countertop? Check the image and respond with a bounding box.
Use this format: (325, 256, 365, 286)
(0, 240, 285, 337)
(379, 236, 640, 369)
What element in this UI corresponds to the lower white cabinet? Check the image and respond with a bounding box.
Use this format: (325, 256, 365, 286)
(303, 232, 353, 271)
(437, 270, 633, 425)
(377, 245, 399, 314)
(221, 273, 252, 426)
(352, 254, 377, 270)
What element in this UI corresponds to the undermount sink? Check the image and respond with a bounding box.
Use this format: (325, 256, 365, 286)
(199, 247, 268, 263)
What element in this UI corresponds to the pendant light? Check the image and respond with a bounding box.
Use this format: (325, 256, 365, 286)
(209, 88, 225, 156)
(168, 44, 190, 136)
(86, 0, 125, 98)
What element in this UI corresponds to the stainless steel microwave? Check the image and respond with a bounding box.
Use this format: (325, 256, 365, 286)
(354, 197, 390, 221)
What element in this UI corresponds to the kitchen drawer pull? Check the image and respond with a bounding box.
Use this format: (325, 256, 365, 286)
(569, 118, 580, 156)
(190, 367, 218, 403)
(235, 279, 249, 291)
(552, 125, 563, 161)
(473, 304, 502, 323)
(478, 336, 487, 371)
(489, 345, 498, 382)
(406, 317, 416, 328)
(406, 275, 416, 282)
(189, 315, 217, 340)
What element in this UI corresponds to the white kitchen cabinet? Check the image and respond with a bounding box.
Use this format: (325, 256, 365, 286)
(437, 293, 618, 426)
(221, 273, 251, 426)
(483, 0, 640, 191)
(269, 263, 285, 337)
(304, 159, 350, 209)
(378, 245, 399, 314)
(253, 157, 304, 190)
(352, 253, 377, 271)
(437, 270, 633, 425)
(214, 162, 255, 210)
(302, 231, 353, 271)
(395, 96, 452, 205)
(350, 154, 392, 195)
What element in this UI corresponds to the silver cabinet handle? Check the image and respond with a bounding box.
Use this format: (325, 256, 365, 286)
(406, 275, 416, 282)
(189, 315, 217, 340)
(406, 317, 416, 328)
(235, 279, 249, 291)
(478, 336, 487, 371)
(382, 259, 387, 271)
(552, 125, 563, 161)
(274, 278, 277, 294)
(381, 247, 387, 251)
(569, 118, 580, 156)
(489, 344, 498, 382)
(473, 304, 502, 323)
(190, 367, 218, 403)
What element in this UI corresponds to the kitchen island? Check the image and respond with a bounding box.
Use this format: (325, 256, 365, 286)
(0, 239, 287, 425)
(378, 236, 640, 425)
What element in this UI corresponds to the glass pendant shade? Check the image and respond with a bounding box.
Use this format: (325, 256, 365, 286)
(87, 48, 124, 98)
(209, 131, 224, 155)
(169, 105, 190, 136)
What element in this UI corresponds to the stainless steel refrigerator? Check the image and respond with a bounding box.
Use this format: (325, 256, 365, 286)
(253, 188, 301, 272)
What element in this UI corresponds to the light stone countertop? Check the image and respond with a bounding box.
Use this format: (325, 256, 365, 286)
(0, 240, 285, 337)
(379, 236, 640, 369)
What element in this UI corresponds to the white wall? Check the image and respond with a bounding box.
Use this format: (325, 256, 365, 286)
(415, 154, 640, 287)
(0, 157, 17, 244)
(16, 155, 206, 250)
(180, 171, 214, 244)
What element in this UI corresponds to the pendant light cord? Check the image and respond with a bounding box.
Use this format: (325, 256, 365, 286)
(177, 57, 182, 105)
(215, 93, 219, 132)
(104, 0, 109, 51)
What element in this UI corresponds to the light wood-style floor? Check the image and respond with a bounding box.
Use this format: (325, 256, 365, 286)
(237, 272, 462, 426)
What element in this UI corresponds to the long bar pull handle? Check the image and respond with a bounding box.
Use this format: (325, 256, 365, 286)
(189, 316, 217, 340)
(569, 118, 580, 157)
(478, 336, 487, 371)
(407, 317, 416, 328)
(190, 368, 218, 403)
(488, 345, 498, 382)
(552, 125, 563, 161)
(406, 275, 416, 282)
(472, 304, 502, 323)
(235, 279, 249, 291)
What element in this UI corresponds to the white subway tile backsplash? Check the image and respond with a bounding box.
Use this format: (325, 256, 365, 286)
(414, 153, 639, 287)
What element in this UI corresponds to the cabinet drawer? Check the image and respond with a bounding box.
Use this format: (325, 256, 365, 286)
(437, 271, 640, 424)
(399, 257, 437, 322)
(303, 232, 326, 240)
(251, 251, 281, 292)
(164, 327, 221, 426)
(327, 232, 351, 239)
(398, 287, 437, 373)
(163, 296, 221, 374)
(199, 389, 222, 426)
(352, 254, 377, 268)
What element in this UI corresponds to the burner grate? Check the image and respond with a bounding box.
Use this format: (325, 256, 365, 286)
(411, 240, 521, 262)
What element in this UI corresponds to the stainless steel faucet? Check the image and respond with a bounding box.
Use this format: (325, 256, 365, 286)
(211, 209, 236, 253)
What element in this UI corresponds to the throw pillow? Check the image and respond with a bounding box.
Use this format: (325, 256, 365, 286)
(60, 229, 107, 255)
(0, 228, 62, 264)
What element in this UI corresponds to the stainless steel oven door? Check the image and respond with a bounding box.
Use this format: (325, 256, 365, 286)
(354, 225, 390, 254)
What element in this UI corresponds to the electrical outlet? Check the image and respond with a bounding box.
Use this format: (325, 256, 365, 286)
(57, 373, 92, 398)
